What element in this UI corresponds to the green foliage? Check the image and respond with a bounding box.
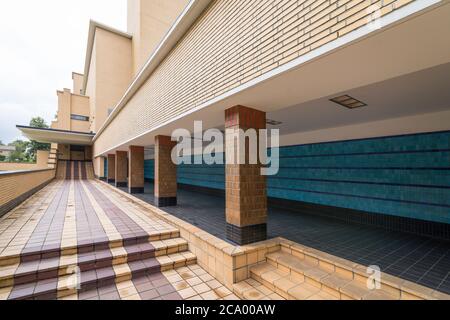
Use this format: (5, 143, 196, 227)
(30, 117, 48, 128)
(7, 140, 30, 162)
(26, 117, 51, 162)
(2, 117, 51, 163)
(0, 155, 5, 162)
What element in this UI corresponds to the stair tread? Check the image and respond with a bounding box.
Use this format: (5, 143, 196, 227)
(267, 251, 317, 274)
(5, 251, 197, 300)
(321, 272, 353, 291)
(250, 263, 276, 276)
(263, 252, 400, 300)
(0, 238, 189, 282)
(288, 282, 322, 300)
(341, 279, 398, 300)
(0, 229, 180, 265)
(233, 279, 283, 300)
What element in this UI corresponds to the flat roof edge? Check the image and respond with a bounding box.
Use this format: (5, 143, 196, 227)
(16, 125, 95, 136)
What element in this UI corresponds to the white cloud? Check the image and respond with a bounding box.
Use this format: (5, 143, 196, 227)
(0, 0, 127, 144)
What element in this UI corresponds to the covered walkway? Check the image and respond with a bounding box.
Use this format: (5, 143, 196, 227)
(121, 182, 450, 295)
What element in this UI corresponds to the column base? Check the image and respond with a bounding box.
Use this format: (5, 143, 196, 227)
(129, 187, 145, 194)
(107, 179, 115, 184)
(99, 177, 107, 182)
(226, 223, 267, 245)
(155, 197, 177, 207)
(115, 182, 127, 188)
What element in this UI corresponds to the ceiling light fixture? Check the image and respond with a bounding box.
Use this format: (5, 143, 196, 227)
(266, 119, 283, 126)
(330, 95, 367, 109)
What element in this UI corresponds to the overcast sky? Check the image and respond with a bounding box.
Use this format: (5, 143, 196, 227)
(0, 0, 127, 144)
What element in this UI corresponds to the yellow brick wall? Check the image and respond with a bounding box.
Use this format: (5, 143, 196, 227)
(0, 151, 50, 171)
(0, 170, 55, 208)
(94, 0, 415, 156)
(87, 28, 133, 134)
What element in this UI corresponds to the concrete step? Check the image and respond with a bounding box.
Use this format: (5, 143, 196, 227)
(232, 276, 285, 300)
(0, 238, 188, 288)
(0, 228, 180, 268)
(256, 251, 400, 300)
(5, 251, 197, 300)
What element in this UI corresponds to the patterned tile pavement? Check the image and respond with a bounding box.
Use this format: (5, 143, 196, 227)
(0, 176, 280, 300)
(59, 265, 242, 301)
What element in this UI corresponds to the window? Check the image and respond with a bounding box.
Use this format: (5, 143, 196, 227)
(71, 114, 89, 122)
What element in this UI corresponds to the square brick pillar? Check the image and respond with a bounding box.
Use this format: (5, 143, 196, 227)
(115, 151, 128, 188)
(129, 146, 145, 194)
(96, 156, 106, 181)
(225, 105, 267, 245)
(107, 154, 116, 184)
(154, 135, 177, 207)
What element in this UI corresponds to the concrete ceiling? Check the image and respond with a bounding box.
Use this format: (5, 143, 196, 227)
(270, 62, 450, 136)
(17, 126, 94, 146)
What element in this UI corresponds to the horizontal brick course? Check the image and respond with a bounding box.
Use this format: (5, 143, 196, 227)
(0, 170, 56, 218)
(94, 0, 416, 156)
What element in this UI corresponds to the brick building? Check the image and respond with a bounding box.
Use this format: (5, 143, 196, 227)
(2, 0, 449, 300)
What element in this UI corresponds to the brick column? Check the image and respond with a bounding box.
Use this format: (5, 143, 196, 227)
(154, 136, 177, 207)
(95, 156, 106, 181)
(225, 105, 267, 245)
(115, 151, 128, 188)
(107, 154, 116, 184)
(129, 146, 145, 194)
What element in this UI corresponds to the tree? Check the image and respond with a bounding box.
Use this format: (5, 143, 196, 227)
(26, 117, 51, 161)
(30, 117, 48, 128)
(7, 140, 30, 162)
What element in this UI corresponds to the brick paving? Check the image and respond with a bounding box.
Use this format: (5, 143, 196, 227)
(0, 178, 246, 300)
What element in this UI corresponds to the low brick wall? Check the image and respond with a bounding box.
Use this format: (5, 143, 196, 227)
(0, 151, 50, 172)
(0, 163, 42, 172)
(0, 169, 56, 218)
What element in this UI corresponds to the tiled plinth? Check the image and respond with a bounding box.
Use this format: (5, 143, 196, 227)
(155, 197, 177, 208)
(226, 223, 267, 245)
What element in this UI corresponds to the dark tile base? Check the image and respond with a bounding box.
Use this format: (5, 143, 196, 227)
(99, 177, 107, 182)
(226, 223, 267, 245)
(107, 179, 115, 184)
(269, 197, 450, 242)
(115, 182, 127, 188)
(155, 197, 177, 207)
(179, 183, 225, 197)
(129, 187, 145, 194)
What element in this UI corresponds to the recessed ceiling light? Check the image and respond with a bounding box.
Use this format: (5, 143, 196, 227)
(266, 119, 283, 126)
(330, 95, 367, 109)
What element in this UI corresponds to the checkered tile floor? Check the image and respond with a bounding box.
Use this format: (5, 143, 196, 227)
(127, 182, 450, 295)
